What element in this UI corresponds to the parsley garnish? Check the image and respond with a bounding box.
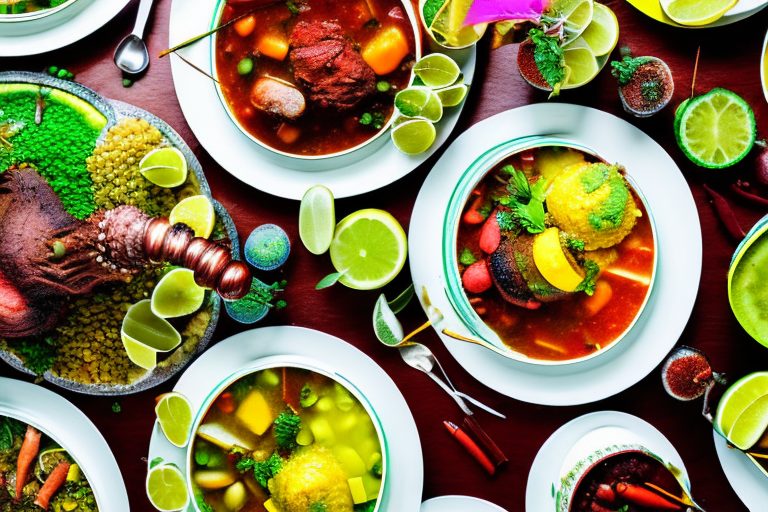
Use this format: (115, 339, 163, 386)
(285, 0, 300, 14)
(496, 210, 517, 231)
(529, 28, 565, 96)
(610, 55, 650, 86)
(422, 0, 445, 26)
(576, 260, 600, 295)
(237, 452, 283, 487)
(14, 336, 57, 376)
(459, 248, 478, 266)
(565, 237, 585, 252)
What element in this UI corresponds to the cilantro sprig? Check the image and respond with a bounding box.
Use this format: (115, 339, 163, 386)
(529, 28, 565, 96)
(496, 166, 548, 234)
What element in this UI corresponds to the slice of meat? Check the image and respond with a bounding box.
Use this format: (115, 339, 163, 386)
(289, 20, 376, 110)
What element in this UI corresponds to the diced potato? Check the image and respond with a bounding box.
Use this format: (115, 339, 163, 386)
(362, 26, 409, 75)
(315, 396, 334, 413)
(363, 472, 383, 498)
(333, 445, 366, 477)
(264, 498, 280, 512)
(197, 422, 256, 451)
(236, 391, 275, 436)
(223, 482, 248, 511)
(309, 417, 335, 445)
(348, 477, 367, 504)
(194, 469, 237, 490)
(257, 32, 289, 61)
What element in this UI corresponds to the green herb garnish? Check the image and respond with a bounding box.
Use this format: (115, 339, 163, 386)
(641, 80, 662, 102)
(496, 210, 517, 231)
(565, 237, 585, 252)
(422, 0, 445, 27)
(111, 401, 122, 413)
(459, 248, 478, 266)
(576, 260, 600, 295)
(359, 111, 386, 130)
(273, 411, 301, 450)
(610, 55, 650, 86)
(285, 0, 300, 15)
(237, 452, 283, 487)
(497, 168, 548, 234)
(14, 337, 57, 376)
(529, 28, 565, 96)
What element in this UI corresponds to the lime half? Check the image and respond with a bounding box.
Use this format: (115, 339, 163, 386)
(329, 209, 408, 290)
(394, 87, 443, 122)
(413, 53, 461, 88)
(299, 185, 336, 255)
(121, 300, 181, 370)
(578, 2, 618, 57)
(155, 392, 193, 448)
(714, 372, 768, 437)
(553, 0, 594, 44)
(146, 463, 189, 511)
(660, 0, 738, 26)
(391, 118, 437, 155)
(435, 83, 468, 107)
(139, 147, 188, 188)
(169, 195, 216, 239)
(429, 0, 486, 48)
(675, 88, 756, 169)
(727, 394, 768, 450)
(151, 268, 206, 319)
(562, 40, 599, 88)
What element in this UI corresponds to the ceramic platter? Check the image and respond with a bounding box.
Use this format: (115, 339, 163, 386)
(526, 411, 689, 511)
(714, 429, 768, 509)
(761, 27, 768, 103)
(626, 0, 768, 28)
(0, 71, 239, 395)
(421, 495, 508, 511)
(147, 326, 424, 511)
(0, 377, 129, 510)
(0, 0, 130, 56)
(167, 0, 476, 200)
(409, 103, 702, 406)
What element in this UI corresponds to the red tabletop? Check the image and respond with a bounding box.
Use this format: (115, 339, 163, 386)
(2, 0, 768, 510)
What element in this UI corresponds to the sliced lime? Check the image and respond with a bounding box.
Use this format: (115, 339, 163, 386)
(727, 394, 768, 450)
(169, 195, 215, 239)
(155, 392, 193, 448)
(578, 2, 618, 57)
(151, 268, 206, 319)
(373, 294, 404, 346)
(146, 463, 189, 511)
(660, 0, 738, 26)
(413, 53, 461, 89)
(553, 0, 594, 44)
(562, 40, 599, 88)
(394, 87, 443, 122)
(139, 147, 188, 188)
(435, 83, 468, 107)
(299, 185, 336, 255)
(391, 118, 437, 155)
(429, 0, 486, 48)
(121, 300, 181, 370)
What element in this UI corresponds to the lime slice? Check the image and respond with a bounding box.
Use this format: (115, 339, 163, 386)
(169, 195, 216, 239)
(394, 87, 443, 122)
(36, 447, 68, 482)
(329, 209, 408, 290)
(146, 463, 189, 511)
(727, 395, 768, 450)
(729, 226, 768, 346)
(391, 118, 437, 155)
(579, 2, 618, 57)
(139, 147, 188, 188)
(151, 268, 207, 319)
(413, 54, 461, 89)
(675, 88, 756, 169)
(155, 392, 194, 448)
(435, 83, 468, 107)
(373, 294, 404, 346)
(121, 300, 181, 370)
(714, 372, 768, 436)
(299, 185, 336, 255)
(660, 0, 738, 26)
(429, 0, 486, 48)
(552, 0, 594, 44)
(562, 40, 599, 88)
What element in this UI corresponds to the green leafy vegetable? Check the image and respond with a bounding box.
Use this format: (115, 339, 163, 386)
(459, 248, 478, 266)
(496, 210, 517, 231)
(316, 272, 344, 289)
(529, 28, 565, 95)
(14, 337, 57, 376)
(497, 169, 548, 234)
(196, 493, 214, 512)
(354, 501, 377, 512)
(149, 457, 164, 469)
(286, 0, 300, 15)
(0, 421, 12, 451)
(273, 411, 302, 450)
(610, 55, 650, 86)
(575, 260, 600, 295)
(111, 401, 121, 414)
(422, 0, 445, 27)
(565, 237, 585, 252)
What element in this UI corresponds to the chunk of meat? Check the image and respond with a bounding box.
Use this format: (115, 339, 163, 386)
(250, 77, 306, 120)
(289, 20, 376, 110)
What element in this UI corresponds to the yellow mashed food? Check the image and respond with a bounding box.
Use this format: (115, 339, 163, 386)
(546, 162, 641, 250)
(269, 446, 354, 512)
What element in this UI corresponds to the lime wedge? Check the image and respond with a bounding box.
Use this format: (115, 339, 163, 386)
(139, 147, 188, 188)
(146, 463, 189, 511)
(562, 40, 599, 88)
(675, 88, 756, 169)
(169, 195, 216, 239)
(413, 54, 461, 89)
(394, 87, 443, 122)
(391, 118, 437, 155)
(155, 392, 194, 448)
(121, 299, 181, 370)
(579, 2, 618, 57)
(660, 0, 738, 26)
(373, 294, 404, 346)
(299, 185, 336, 255)
(151, 268, 207, 319)
(435, 83, 468, 107)
(429, 0, 486, 48)
(552, 0, 594, 44)
(729, 227, 768, 346)
(329, 209, 408, 290)
(727, 395, 768, 450)
(714, 372, 768, 436)
(36, 447, 68, 483)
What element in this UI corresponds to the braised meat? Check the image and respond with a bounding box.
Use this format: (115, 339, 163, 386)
(289, 20, 376, 110)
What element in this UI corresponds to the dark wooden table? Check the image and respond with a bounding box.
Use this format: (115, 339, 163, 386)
(3, 0, 768, 510)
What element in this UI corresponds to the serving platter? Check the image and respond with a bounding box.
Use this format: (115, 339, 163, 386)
(0, 0, 131, 56)
(714, 410, 768, 508)
(409, 103, 702, 406)
(421, 495, 508, 511)
(0, 71, 238, 396)
(526, 411, 689, 512)
(626, 0, 768, 28)
(0, 377, 129, 510)
(147, 326, 424, 511)
(168, 0, 476, 200)
(762, 27, 768, 103)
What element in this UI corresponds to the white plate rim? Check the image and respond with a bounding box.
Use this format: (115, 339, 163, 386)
(409, 103, 702, 406)
(0, 0, 131, 56)
(761, 27, 768, 104)
(525, 410, 689, 512)
(627, 0, 768, 28)
(421, 495, 508, 511)
(0, 377, 129, 510)
(167, 0, 476, 200)
(713, 427, 768, 509)
(147, 325, 424, 511)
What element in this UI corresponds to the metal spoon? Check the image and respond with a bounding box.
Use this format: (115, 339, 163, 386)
(114, 0, 155, 75)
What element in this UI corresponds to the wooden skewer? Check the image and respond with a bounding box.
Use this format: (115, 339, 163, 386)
(643, 482, 695, 508)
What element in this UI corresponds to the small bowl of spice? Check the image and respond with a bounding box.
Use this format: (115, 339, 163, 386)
(611, 50, 674, 118)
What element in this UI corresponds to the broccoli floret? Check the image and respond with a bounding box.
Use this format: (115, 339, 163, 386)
(274, 411, 302, 450)
(354, 501, 377, 512)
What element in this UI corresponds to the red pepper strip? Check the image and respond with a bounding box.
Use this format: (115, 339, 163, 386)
(614, 482, 683, 510)
(215, 392, 236, 414)
(703, 184, 746, 242)
(730, 182, 768, 208)
(443, 421, 496, 475)
(15, 425, 41, 501)
(463, 190, 488, 225)
(33, 461, 70, 510)
(595, 483, 616, 503)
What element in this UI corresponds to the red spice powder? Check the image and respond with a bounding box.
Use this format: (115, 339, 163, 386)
(517, 40, 550, 90)
(663, 353, 712, 400)
(620, 60, 673, 113)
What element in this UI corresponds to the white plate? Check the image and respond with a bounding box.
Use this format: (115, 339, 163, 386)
(0, 377, 129, 510)
(409, 103, 702, 406)
(526, 411, 689, 512)
(422, 495, 508, 512)
(714, 428, 768, 509)
(147, 326, 423, 511)
(168, 0, 476, 199)
(761, 28, 768, 104)
(0, 0, 130, 56)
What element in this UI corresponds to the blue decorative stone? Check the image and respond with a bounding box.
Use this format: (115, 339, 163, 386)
(224, 278, 271, 324)
(244, 223, 290, 271)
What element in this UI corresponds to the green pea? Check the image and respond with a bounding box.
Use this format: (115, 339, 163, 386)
(376, 80, 391, 93)
(237, 58, 254, 75)
(51, 241, 66, 260)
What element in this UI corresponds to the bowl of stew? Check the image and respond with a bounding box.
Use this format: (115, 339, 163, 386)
(211, 0, 422, 167)
(0, 0, 79, 22)
(186, 356, 387, 512)
(441, 137, 658, 366)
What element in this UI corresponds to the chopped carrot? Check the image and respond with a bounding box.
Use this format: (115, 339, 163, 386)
(276, 123, 301, 145)
(233, 15, 256, 37)
(282, 368, 302, 413)
(583, 280, 612, 317)
(362, 25, 409, 75)
(257, 32, 289, 61)
(463, 192, 487, 225)
(34, 461, 70, 510)
(215, 392, 236, 414)
(15, 425, 41, 501)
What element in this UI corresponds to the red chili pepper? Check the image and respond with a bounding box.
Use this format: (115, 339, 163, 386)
(215, 392, 236, 414)
(703, 184, 746, 242)
(479, 212, 501, 254)
(463, 192, 488, 225)
(614, 482, 683, 510)
(730, 182, 768, 207)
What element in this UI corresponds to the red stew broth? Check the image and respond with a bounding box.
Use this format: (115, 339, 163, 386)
(215, 0, 416, 156)
(456, 148, 655, 361)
